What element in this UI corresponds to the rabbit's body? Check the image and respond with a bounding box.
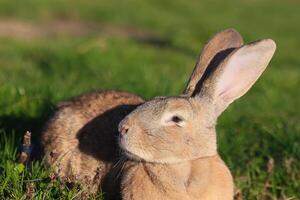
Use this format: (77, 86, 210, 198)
(122, 155, 233, 200)
(42, 90, 143, 193)
(42, 29, 276, 199)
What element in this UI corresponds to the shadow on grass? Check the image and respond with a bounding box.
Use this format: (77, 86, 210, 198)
(132, 36, 195, 57)
(0, 100, 56, 160)
(0, 19, 196, 58)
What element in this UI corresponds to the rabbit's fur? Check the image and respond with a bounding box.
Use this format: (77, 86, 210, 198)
(42, 91, 144, 195)
(42, 29, 276, 199)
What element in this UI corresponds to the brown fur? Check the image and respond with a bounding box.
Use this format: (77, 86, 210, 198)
(42, 29, 276, 199)
(184, 28, 243, 95)
(42, 90, 144, 195)
(122, 155, 233, 200)
(118, 34, 275, 199)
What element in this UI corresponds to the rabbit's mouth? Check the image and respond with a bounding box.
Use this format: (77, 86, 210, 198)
(121, 148, 143, 161)
(119, 138, 153, 162)
(119, 138, 142, 161)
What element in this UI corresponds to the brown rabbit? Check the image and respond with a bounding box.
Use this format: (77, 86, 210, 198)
(118, 37, 276, 200)
(42, 91, 144, 196)
(42, 29, 276, 199)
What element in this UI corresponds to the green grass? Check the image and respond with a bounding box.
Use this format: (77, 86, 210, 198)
(0, 0, 299, 199)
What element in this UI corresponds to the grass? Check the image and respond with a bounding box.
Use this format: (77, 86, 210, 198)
(0, 0, 299, 199)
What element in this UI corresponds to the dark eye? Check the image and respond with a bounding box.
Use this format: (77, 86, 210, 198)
(171, 115, 183, 123)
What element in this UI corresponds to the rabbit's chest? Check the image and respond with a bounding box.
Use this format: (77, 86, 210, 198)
(121, 157, 233, 200)
(121, 163, 189, 200)
(185, 157, 234, 200)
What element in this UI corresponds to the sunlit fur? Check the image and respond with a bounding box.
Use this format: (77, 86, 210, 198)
(118, 37, 275, 200)
(41, 29, 276, 200)
(119, 96, 217, 164)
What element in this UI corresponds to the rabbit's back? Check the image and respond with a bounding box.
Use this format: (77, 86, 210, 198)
(42, 90, 144, 193)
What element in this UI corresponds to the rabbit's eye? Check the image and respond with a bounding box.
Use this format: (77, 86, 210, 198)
(161, 112, 186, 127)
(171, 115, 183, 123)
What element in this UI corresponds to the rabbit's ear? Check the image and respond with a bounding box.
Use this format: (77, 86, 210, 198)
(199, 39, 276, 114)
(184, 29, 243, 96)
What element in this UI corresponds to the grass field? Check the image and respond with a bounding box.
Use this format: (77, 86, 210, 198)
(0, 0, 299, 199)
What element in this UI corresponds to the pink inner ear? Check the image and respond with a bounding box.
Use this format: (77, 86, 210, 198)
(216, 47, 269, 103)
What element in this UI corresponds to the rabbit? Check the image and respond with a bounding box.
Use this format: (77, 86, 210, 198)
(41, 28, 276, 200)
(118, 31, 276, 199)
(42, 91, 144, 196)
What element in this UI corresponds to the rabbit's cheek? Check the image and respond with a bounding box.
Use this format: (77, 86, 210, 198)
(119, 133, 135, 149)
(118, 128, 138, 150)
(118, 137, 127, 152)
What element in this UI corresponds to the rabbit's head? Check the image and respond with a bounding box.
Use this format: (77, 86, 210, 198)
(118, 29, 276, 164)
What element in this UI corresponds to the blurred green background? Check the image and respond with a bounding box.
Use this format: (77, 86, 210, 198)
(0, 0, 299, 199)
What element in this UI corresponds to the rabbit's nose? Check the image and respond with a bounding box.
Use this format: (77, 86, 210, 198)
(119, 124, 130, 136)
